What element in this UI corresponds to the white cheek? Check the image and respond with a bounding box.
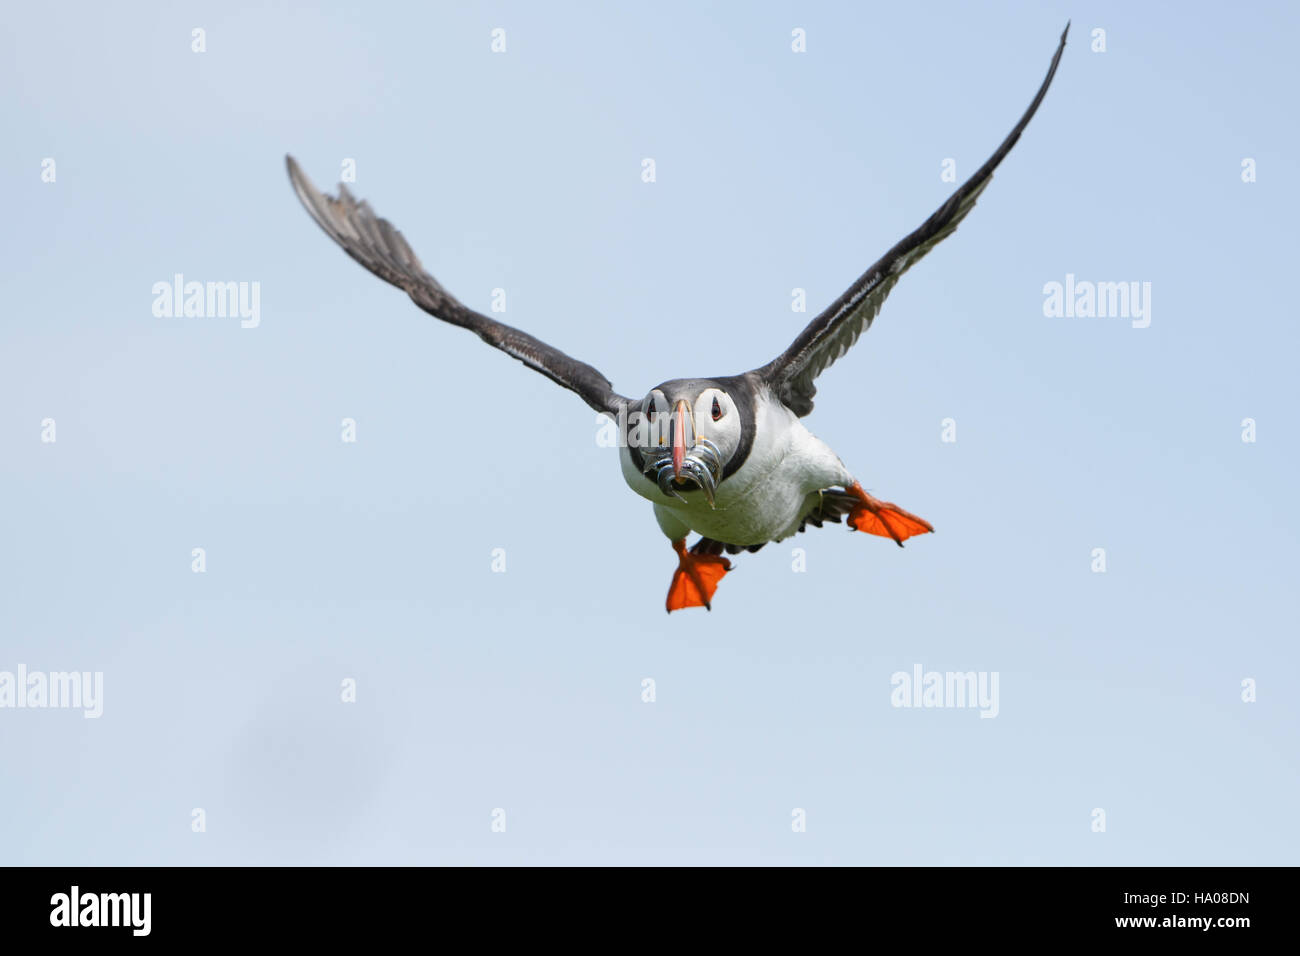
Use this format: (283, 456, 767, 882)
(694, 395, 740, 458)
(703, 416, 740, 459)
(723, 418, 742, 456)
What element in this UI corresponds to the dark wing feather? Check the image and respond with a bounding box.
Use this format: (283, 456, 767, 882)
(286, 156, 631, 417)
(755, 23, 1069, 416)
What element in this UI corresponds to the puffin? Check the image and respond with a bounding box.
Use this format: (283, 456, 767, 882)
(286, 25, 1067, 612)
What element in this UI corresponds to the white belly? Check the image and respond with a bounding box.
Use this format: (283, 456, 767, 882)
(619, 400, 852, 546)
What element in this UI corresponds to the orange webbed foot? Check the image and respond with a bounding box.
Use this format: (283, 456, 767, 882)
(665, 539, 732, 613)
(845, 481, 934, 547)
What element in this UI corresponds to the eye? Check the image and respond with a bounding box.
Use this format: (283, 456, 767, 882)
(711, 396, 723, 421)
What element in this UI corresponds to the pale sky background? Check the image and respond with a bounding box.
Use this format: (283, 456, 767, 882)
(1, 1, 1296, 865)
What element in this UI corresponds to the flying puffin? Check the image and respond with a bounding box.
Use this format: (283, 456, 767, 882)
(287, 25, 1067, 612)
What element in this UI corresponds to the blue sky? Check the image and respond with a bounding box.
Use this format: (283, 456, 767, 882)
(1, 1, 1297, 864)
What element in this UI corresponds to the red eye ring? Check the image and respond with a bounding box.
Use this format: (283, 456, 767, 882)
(711, 397, 723, 421)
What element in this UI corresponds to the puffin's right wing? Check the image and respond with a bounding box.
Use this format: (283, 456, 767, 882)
(753, 23, 1068, 417)
(286, 156, 631, 417)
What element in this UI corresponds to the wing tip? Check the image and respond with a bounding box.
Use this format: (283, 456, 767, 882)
(285, 153, 315, 198)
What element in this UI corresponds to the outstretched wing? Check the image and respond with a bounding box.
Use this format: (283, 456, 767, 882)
(286, 156, 631, 417)
(754, 23, 1069, 416)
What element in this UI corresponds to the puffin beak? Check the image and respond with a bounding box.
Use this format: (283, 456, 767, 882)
(652, 402, 720, 509)
(671, 399, 689, 479)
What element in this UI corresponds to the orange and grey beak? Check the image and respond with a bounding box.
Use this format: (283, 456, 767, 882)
(652, 399, 721, 509)
(671, 399, 690, 479)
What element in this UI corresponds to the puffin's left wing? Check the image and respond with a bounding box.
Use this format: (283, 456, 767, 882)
(286, 156, 632, 417)
(754, 23, 1068, 417)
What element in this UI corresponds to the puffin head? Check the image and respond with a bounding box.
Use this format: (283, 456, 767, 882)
(633, 378, 745, 508)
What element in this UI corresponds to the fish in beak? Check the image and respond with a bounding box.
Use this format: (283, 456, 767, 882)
(651, 399, 723, 508)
